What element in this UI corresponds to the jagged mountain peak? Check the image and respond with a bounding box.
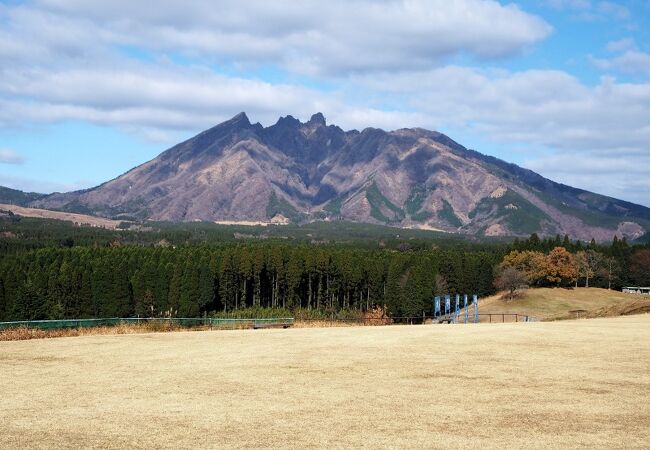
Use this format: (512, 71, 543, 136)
(210, 111, 252, 131)
(308, 112, 326, 126)
(28, 113, 650, 241)
(271, 112, 327, 129)
(274, 114, 301, 127)
(230, 111, 250, 123)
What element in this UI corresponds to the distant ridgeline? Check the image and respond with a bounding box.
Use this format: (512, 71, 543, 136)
(8, 112, 650, 241)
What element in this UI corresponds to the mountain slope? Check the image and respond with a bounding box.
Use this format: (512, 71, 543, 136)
(0, 186, 46, 206)
(30, 112, 650, 241)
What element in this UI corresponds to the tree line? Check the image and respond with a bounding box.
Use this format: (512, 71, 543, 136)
(495, 235, 650, 297)
(0, 244, 497, 321)
(2, 213, 650, 322)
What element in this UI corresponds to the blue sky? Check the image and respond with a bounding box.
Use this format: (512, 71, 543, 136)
(1, 0, 650, 205)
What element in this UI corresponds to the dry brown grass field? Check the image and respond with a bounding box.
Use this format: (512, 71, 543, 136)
(1, 315, 649, 449)
(0, 203, 123, 229)
(480, 287, 650, 321)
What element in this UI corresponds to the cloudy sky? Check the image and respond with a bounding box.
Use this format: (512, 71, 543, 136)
(1, 0, 649, 205)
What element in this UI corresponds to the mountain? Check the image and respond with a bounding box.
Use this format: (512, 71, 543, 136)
(27, 112, 650, 241)
(0, 186, 47, 206)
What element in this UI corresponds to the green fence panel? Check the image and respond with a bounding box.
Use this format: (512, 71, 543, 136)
(0, 317, 295, 331)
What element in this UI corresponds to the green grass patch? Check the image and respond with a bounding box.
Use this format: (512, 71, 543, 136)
(266, 192, 305, 223)
(405, 186, 427, 216)
(323, 196, 344, 215)
(366, 182, 405, 223)
(470, 190, 546, 235)
(439, 200, 462, 227)
(534, 190, 621, 229)
(369, 203, 391, 223)
(410, 211, 434, 221)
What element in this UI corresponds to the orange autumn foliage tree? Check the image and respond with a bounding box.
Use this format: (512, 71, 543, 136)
(545, 247, 578, 286)
(499, 247, 578, 288)
(499, 250, 548, 285)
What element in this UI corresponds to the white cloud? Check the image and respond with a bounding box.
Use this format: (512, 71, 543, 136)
(348, 66, 650, 204)
(0, 149, 25, 165)
(351, 67, 650, 151)
(542, 0, 631, 21)
(0, 62, 436, 138)
(19, 0, 551, 74)
(606, 38, 636, 52)
(592, 50, 650, 76)
(0, 1, 648, 206)
(0, 1, 552, 135)
(542, 0, 591, 10)
(596, 1, 630, 19)
(524, 153, 650, 206)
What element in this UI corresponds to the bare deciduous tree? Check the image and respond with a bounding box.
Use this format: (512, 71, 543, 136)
(494, 266, 527, 300)
(575, 250, 603, 288)
(433, 274, 448, 296)
(599, 256, 619, 290)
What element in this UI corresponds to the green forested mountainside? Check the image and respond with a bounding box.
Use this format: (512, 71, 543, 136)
(0, 216, 647, 322)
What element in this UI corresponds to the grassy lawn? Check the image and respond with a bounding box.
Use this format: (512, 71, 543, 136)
(1, 315, 649, 448)
(480, 287, 650, 320)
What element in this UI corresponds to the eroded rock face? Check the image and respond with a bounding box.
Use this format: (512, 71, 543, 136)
(33, 113, 650, 241)
(617, 222, 645, 240)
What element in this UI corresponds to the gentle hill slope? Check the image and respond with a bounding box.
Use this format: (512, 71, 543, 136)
(480, 287, 650, 320)
(0, 203, 123, 230)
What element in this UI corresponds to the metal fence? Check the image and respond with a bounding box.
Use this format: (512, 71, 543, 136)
(476, 313, 540, 323)
(433, 313, 540, 324)
(0, 317, 295, 331)
(0, 314, 541, 332)
(298, 313, 540, 326)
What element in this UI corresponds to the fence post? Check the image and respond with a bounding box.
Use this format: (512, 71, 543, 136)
(464, 294, 468, 324)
